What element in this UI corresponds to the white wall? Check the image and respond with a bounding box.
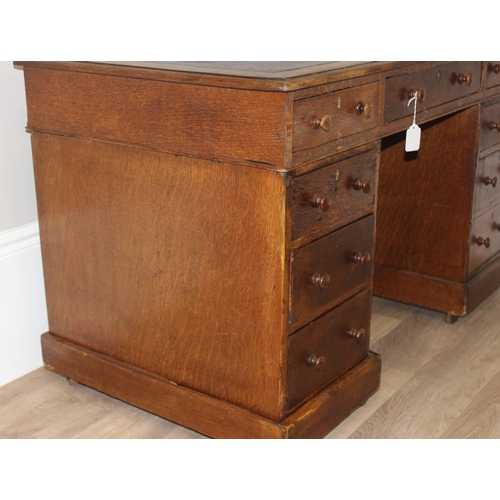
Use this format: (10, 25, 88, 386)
(0, 62, 47, 386)
(0, 62, 39, 232)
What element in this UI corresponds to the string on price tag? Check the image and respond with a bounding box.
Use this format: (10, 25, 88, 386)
(405, 92, 421, 152)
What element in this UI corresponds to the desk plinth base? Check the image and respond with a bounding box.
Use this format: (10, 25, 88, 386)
(374, 253, 500, 319)
(41, 332, 381, 439)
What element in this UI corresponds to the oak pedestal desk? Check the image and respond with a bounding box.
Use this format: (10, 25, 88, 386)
(16, 61, 500, 438)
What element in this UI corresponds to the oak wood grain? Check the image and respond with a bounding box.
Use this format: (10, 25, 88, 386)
(376, 106, 480, 283)
(466, 248, 500, 312)
(32, 133, 287, 420)
(287, 289, 371, 410)
(290, 147, 377, 244)
(18, 60, 500, 440)
(486, 62, 500, 90)
(290, 215, 374, 325)
(24, 67, 289, 167)
(473, 149, 500, 215)
(292, 82, 381, 153)
(373, 265, 467, 316)
(41, 332, 288, 439)
(18, 62, 500, 171)
(469, 204, 500, 274)
(384, 62, 482, 123)
(479, 99, 500, 152)
(21, 60, 388, 438)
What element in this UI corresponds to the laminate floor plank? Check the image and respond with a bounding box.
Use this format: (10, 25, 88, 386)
(440, 366, 500, 438)
(370, 307, 458, 375)
(371, 295, 415, 322)
(0, 369, 71, 432)
(1, 387, 111, 438)
(0, 369, 203, 439)
(369, 294, 417, 346)
(348, 291, 500, 438)
(69, 398, 181, 439)
(369, 313, 402, 345)
(324, 364, 413, 439)
(162, 427, 208, 439)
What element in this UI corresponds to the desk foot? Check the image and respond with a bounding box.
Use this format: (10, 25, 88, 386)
(445, 314, 458, 324)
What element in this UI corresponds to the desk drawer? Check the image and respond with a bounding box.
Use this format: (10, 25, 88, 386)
(474, 149, 500, 215)
(485, 62, 500, 89)
(479, 100, 500, 153)
(384, 62, 482, 123)
(290, 148, 377, 241)
(290, 215, 374, 325)
(287, 289, 370, 410)
(292, 82, 380, 153)
(468, 205, 500, 275)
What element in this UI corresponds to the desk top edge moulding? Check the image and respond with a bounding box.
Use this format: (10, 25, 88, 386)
(15, 61, 406, 91)
(15, 61, 500, 437)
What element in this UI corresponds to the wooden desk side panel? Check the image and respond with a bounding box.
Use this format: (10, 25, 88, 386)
(375, 106, 480, 283)
(32, 134, 287, 420)
(23, 67, 289, 168)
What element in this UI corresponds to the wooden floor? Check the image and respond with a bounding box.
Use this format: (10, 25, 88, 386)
(2, 288, 500, 439)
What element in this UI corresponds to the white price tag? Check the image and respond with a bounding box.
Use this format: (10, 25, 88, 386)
(405, 123, 421, 152)
(405, 91, 421, 152)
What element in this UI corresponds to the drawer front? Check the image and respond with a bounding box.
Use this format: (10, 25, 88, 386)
(287, 289, 370, 410)
(291, 148, 377, 241)
(485, 62, 500, 89)
(474, 149, 500, 215)
(290, 215, 374, 325)
(292, 82, 380, 153)
(479, 100, 500, 152)
(469, 205, 500, 275)
(384, 62, 482, 123)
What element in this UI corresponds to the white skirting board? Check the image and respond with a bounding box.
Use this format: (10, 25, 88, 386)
(0, 222, 48, 386)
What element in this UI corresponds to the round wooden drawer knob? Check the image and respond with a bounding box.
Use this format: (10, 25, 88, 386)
(457, 73, 473, 86)
(352, 252, 371, 267)
(312, 114, 332, 132)
(347, 328, 366, 344)
(353, 178, 372, 193)
(476, 237, 491, 248)
(493, 64, 500, 74)
(408, 88, 426, 102)
(355, 101, 373, 118)
(311, 273, 330, 290)
(307, 354, 326, 371)
(311, 194, 331, 211)
(484, 176, 498, 187)
(489, 122, 500, 132)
